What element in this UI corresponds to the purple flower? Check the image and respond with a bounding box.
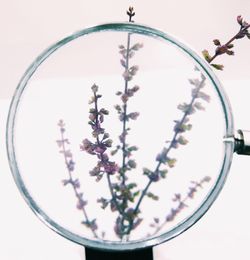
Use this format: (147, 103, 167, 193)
(97, 197, 109, 209)
(104, 161, 119, 175)
(172, 193, 181, 202)
(67, 159, 75, 171)
(121, 94, 129, 104)
(129, 65, 139, 76)
(95, 145, 106, 154)
(187, 187, 197, 198)
(80, 139, 96, 155)
(123, 70, 132, 81)
(128, 112, 139, 120)
(82, 219, 98, 231)
(58, 119, 65, 128)
(131, 85, 140, 92)
(101, 153, 109, 161)
(119, 132, 126, 143)
(77, 198, 87, 210)
(60, 149, 72, 158)
(99, 108, 109, 115)
(89, 113, 96, 121)
(73, 179, 80, 189)
(149, 173, 160, 182)
(62, 179, 71, 186)
(120, 59, 126, 67)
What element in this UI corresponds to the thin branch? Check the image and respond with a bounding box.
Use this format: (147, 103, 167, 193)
(57, 121, 98, 238)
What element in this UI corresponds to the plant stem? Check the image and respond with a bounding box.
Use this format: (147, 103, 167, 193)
(131, 23, 248, 223)
(121, 32, 131, 185)
(210, 24, 250, 62)
(133, 77, 205, 218)
(93, 92, 123, 215)
(60, 130, 98, 238)
(150, 177, 210, 236)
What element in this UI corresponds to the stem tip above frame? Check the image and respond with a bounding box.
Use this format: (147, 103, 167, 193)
(127, 6, 135, 22)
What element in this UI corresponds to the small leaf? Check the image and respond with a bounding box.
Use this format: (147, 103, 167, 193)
(167, 158, 177, 168)
(97, 197, 109, 209)
(127, 183, 137, 189)
(133, 191, 140, 197)
(227, 43, 234, 49)
(188, 78, 201, 87)
(128, 112, 140, 120)
(127, 159, 137, 168)
(159, 169, 168, 178)
(237, 15, 243, 26)
(213, 39, 221, 46)
(197, 91, 211, 102)
(177, 135, 188, 145)
(147, 192, 159, 201)
(120, 59, 126, 67)
(172, 193, 181, 202)
(111, 149, 118, 156)
(114, 104, 122, 113)
(211, 64, 224, 71)
(226, 50, 234, 56)
(235, 31, 246, 39)
(143, 167, 152, 176)
(128, 146, 138, 152)
(88, 96, 95, 104)
(91, 84, 98, 93)
(202, 49, 212, 62)
(194, 101, 205, 110)
(154, 217, 159, 224)
(131, 43, 143, 51)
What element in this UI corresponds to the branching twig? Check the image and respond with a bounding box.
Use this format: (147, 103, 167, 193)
(148, 176, 211, 237)
(57, 120, 98, 238)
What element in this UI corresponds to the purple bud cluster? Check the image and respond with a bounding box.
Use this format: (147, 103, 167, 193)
(202, 15, 250, 70)
(81, 84, 119, 181)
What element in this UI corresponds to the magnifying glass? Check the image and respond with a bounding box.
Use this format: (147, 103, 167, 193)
(6, 22, 248, 259)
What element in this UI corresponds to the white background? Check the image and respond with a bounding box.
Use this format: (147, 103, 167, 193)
(1, 0, 250, 259)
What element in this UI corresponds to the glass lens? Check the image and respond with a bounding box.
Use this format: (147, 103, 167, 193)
(7, 23, 234, 250)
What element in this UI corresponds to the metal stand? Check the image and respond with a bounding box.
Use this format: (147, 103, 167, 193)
(235, 130, 250, 155)
(85, 247, 153, 260)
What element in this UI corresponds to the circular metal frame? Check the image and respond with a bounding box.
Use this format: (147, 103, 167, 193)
(6, 22, 234, 251)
